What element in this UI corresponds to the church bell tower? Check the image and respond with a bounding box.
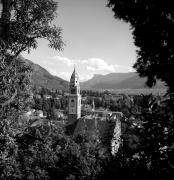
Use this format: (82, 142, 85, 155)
(68, 66, 81, 124)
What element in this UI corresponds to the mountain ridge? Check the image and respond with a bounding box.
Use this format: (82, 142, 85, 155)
(19, 57, 166, 91)
(20, 57, 69, 90)
(81, 72, 166, 90)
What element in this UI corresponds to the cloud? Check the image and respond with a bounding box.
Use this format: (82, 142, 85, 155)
(48, 56, 134, 81)
(86, 66, 96, 71)
(57, 72, 71, 81)
(80, 58, 120, 73)
(52, 56, 121, 73)
(79, 73, 94, 81)
(52, 56, 74, 66)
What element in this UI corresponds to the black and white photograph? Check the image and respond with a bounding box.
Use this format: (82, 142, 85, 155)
(0, 0, 174, 179)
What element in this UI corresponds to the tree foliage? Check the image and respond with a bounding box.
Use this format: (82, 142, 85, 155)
(107, 1, 174, 177)
(108, 0, 174, 93)
(0, 119, 108, 179)
(100, 94, 174, 179)
(0, 0, 64, 56)
(0, 1, 65, 178)
(0, 0, 64, 116)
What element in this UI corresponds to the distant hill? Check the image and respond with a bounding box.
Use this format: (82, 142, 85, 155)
(20, 57, 69, 90)
(18, 57, 166, 91)
(81, 72, 166, 90)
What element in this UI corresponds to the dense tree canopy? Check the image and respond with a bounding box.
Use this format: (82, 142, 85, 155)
(0, 0, 64, 111)
(108, 0, 174, 93)
(0, 1, 65, 178)
(106, 2, 174, 178)
(0, 0, 64, 56)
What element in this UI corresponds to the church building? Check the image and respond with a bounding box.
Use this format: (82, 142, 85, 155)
(67, 67, 123, 155)
(68, 66, 81, 124)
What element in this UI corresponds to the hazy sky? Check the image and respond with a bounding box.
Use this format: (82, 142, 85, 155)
(22, 0, 137, 81)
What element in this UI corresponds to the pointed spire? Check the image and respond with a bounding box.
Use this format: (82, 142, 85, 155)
(70, 64, 79, 84)
(73, 64, 76, 72)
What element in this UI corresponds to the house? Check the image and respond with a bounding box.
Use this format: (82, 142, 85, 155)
(81, 104, 93, 112)
(54, 109, 64, 119)
(54, 95, 62, 100)
(34, 94, 41, 99)
(43, 95, 52, 99)
(34, 110, 45, 118)
(25, 108, 35, 117)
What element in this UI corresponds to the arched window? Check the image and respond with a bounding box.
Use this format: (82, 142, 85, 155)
(71, 99, 75, 107)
